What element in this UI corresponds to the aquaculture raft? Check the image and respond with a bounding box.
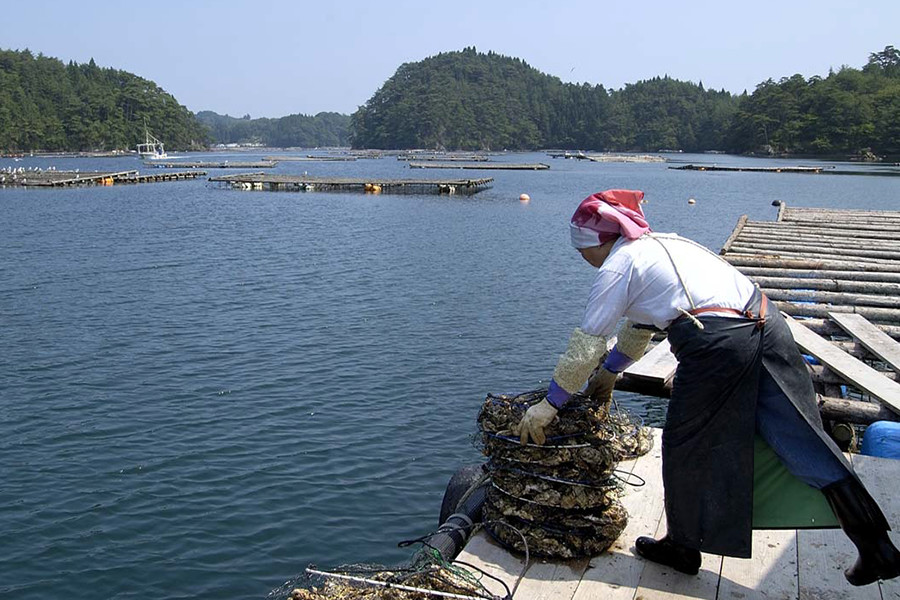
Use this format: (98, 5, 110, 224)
(208, 173, 493, 194)
(408, 161, 549, 170)
(721, 205, 900, 334)
(455, 427, 900, 600)
(671, 164, 826, 173)
(143, 161, 277, 169)
(0, 169, 206, 187)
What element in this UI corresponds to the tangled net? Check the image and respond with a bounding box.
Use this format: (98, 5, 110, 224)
(281, 562, 506, 600)
(475, 389, 652, 558)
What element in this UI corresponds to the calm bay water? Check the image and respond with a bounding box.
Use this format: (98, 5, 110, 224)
(2, 152, 898, 599)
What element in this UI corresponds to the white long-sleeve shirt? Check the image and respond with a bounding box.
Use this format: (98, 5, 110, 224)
(580, 233, 757, 337)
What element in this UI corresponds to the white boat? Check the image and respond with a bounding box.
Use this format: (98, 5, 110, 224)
(137, 127, 168, 160)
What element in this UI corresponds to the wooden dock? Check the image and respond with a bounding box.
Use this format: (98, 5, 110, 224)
(144, 161, 277, 169)
(407, 161, 549, 170)
(0, 169, 207, 187)
(456, 428, 900, 600)
(207, 173, 493, 194)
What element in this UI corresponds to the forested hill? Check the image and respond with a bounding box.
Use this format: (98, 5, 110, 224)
(195, 111, 350, 148)
(0, 49, 207, 152)
(351, 46, 900, 157)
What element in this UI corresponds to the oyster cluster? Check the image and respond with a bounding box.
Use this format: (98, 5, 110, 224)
(476, 390, 651, 558)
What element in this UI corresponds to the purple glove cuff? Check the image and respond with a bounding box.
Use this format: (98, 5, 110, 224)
(546, 379, 572, 409)
(602, 347, 635, 374)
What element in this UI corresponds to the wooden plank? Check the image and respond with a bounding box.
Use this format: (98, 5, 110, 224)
(631, 519, 723, 600)
(797, 453, 882, 600)
(852, 453, 900, 599)
(453, 531, 527, 598)
(619, 429, 724, 600)
(829, 312, 900, 376)
(719, 529, 799, 599)
(623, 339, 676, 385)
(797, 525, 879, 599)
(508, 558, 590, 600)
(785, 315, 900, 415)
(571, 429, 666, 600)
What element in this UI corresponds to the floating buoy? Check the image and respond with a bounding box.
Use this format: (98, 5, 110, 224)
(688, 197, 696, 205)
(519, 193, 530, 202)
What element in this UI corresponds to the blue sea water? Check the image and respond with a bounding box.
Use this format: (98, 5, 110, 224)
(1, 151, 898, 599)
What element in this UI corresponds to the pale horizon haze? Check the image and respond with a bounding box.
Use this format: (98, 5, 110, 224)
(2, 0, 898, 119)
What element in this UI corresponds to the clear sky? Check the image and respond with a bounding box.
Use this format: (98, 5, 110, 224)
(2, 0, 898, 118)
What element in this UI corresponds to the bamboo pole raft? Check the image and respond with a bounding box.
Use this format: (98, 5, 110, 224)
(144, 161, 277, 169)
(407, 161, 549, 170)
(207, 173, 493, 195)
(0, 169, 207, 187)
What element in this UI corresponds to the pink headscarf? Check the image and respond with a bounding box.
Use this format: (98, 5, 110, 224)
(569, 189, 650, 248)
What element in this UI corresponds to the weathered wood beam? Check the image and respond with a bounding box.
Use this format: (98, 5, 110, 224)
(777, 301, 900, 322)
(785, 315, 900, 415)
(763, 288, 900, 309)
(725, 254, 900, 273)
(736, 265, 900, 284)
(748, 276, 900, 295)
(729, 245, 900, 265)
(819, 396, 900, 424)
(829, 312, 900, 376)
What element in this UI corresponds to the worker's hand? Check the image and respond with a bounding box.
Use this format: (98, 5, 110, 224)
(588, 367, 619, 408)
(513, 398, 558, 446)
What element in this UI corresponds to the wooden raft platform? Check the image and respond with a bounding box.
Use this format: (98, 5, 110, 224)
(398, 154, 490, 162)
(457, 428, 900, 600)
(721, 205, 900, 338)
(207, 173, 493, 194)
(0, 169, 206, 187)
(262, 155, 356, 162)
(671, 164, 827, 174)
(613, 206, 900, 427)
(144, 161, 277, 169)
(408, 161, 549, 170)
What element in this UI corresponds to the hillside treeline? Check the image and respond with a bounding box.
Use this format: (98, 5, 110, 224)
(350, 46, 900, 157)
(0, 49, 207, 152)
(195, 111, 351, 148)
(3, 46, 899, 156)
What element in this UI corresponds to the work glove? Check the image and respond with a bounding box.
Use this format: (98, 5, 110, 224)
(513, 398, 558, 446)
(587, 367, 619, 409)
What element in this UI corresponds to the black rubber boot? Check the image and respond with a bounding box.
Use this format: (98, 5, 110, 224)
(822, 477, 900, 586)
(635, 535, 701, 575)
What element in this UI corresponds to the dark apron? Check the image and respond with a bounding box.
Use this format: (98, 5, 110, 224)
(661, 289, 884, 558)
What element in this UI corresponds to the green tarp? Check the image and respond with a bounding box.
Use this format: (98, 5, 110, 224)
(752, 435, 838, 529)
